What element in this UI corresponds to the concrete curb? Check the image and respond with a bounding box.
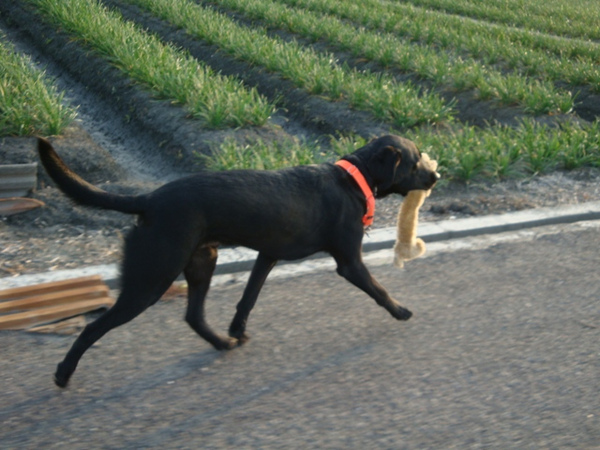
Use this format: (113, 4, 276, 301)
(2, 201, 600, 290)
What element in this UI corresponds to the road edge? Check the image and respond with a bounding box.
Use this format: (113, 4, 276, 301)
(2, 201, 600, 289)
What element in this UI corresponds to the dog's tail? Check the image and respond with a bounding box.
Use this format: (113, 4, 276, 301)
(38, 137, 146, 215)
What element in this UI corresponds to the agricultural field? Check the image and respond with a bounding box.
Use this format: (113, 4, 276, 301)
(1, 0, 600, 273)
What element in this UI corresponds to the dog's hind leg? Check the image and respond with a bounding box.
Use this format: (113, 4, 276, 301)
(228, 253, 277, 344)
(54, 276, 176, 388)
(184, 244, 238, 350)
(54, 227, 190, 387)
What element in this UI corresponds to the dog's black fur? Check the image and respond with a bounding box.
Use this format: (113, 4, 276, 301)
(38, 135, 439, 387)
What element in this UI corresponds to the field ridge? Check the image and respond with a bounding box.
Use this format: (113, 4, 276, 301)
(204, 0, 578, 115)
(394, 0, 600, 41)
(106, 0, 395, 137)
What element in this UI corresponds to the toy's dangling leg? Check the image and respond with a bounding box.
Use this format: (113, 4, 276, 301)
(392, 152, 439, 269)
(393, 190, 428, 268)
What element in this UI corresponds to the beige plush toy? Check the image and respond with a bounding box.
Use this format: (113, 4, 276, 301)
(393, 153, 438, 269)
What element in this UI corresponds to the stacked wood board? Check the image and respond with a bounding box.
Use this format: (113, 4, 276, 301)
(0, 275, 114, 330)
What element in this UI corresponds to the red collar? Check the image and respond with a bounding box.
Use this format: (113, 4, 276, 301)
(335, 160, 375, 227)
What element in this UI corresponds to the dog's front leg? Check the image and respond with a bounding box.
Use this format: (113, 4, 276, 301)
(229, 253, 277, 343)
(334, 254, 412, 321)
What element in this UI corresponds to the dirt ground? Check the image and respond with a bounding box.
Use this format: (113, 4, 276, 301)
(1, 0, 600, 279)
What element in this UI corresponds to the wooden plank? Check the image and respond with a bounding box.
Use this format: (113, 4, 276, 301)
(0, 163, 37, 176)
(0, 275, 114, 331)
(0, 275, 104, 301)
(0, 197, 45, 216)
(28, 316, 86, 335)
(0, 297, 115, 330)
(0, 285, 109, 313)
(0, 163, 37, 199)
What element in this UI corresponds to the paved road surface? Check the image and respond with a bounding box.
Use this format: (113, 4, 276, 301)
(1, 221, 599, 448)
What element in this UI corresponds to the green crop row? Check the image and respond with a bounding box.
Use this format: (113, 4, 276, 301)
(273, 0, 600, 92)
(0, 36, 76, 136)
(409, 120, 600, 181)
(277, 0, 600, 61)
(125, 0, 452, 128)
(400, 0, 600, 41)
(204, 119, 600, 182)
(203, 137, 321, 170)
(28, 0, 275, 129)
(211, 0, 574, 114)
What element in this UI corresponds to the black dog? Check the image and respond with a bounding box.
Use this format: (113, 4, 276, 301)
(38, 135, 439, 387)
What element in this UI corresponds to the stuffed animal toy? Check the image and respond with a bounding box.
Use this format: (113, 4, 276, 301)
(393, 153, 438, 268)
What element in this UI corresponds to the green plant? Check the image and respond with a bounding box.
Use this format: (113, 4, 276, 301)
(29, 0, 275, 128)
(126, 0, 452, 127)
(408, 119, 600, 182)
(204, 138, 322, 170)
(328, 135, 369, 156)
(0, 37, 76, 135)
(276, 0, 600, 92)
(208, 0, 575, 114)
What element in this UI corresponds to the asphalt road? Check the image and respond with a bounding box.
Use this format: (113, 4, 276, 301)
(1, 221, 599, 449)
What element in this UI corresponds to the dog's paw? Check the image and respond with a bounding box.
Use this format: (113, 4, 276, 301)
(212, 336, 239, 351)
(54, 365, 70, 388)
(236, 332, 251, 346)
(229, 329, 251, 346)
(390, 305, 413, 321)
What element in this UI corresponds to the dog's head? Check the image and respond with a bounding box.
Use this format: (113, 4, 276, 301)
(354, 135, 440, 198)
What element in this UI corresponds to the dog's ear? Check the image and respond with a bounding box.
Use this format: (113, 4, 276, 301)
(369, 145, 401, 192)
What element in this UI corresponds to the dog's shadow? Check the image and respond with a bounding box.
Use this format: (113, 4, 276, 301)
(97, 349, 226, 401)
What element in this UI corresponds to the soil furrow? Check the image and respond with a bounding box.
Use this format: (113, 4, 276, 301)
(106, 0, 393, 139)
